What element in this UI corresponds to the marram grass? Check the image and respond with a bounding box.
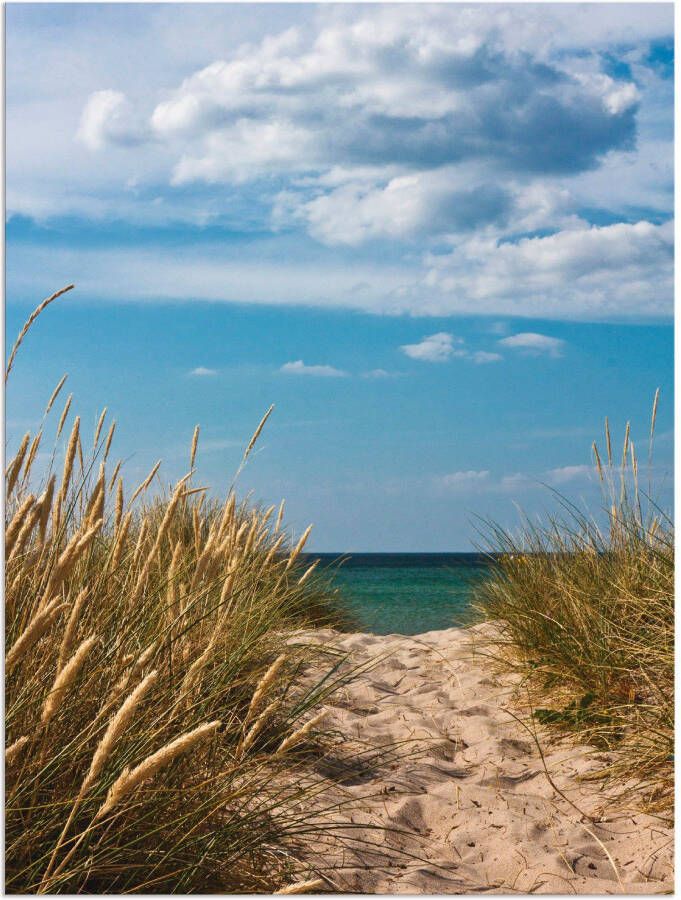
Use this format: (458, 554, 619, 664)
(5, 288, 353, 893)
(474, 396, 673, 817)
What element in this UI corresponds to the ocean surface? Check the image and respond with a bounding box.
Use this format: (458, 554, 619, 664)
(309, 552, 494, 636)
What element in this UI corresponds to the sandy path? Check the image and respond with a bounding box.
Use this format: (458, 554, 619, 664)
(291, 625, 673, 894)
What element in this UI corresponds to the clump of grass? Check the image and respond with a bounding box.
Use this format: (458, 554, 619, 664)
(5, 289, 354, 893)
(474, 394, 673, 816)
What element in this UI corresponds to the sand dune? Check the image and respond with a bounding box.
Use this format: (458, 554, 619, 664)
(291, 624, 673, 894)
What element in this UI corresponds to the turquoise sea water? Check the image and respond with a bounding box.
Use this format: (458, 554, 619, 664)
(310, 553, 493, 636)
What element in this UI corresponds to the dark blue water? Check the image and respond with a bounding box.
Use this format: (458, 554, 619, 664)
(308, 552, 493, 635)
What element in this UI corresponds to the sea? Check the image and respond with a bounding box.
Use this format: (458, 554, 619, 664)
(308, 552, 494, 636)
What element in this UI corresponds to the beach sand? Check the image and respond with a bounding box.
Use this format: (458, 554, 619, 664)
(289, 624, 673, 894)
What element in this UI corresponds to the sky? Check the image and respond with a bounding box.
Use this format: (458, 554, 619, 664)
(5, 3, 674, 551)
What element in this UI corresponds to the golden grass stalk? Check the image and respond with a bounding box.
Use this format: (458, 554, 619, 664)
(45, 374, 68, 416)
(93, 408, 107, 446)
(6, 736, 29, 768)
(6, 597, 67, 674)
(95, 720, 221, 820)
(5, 284, 75, 382)
(276, 712, 326, 755)
(103, 420, 116, 461)
(114, 479, 124, 532)
(57, 589, 89, 673)
(244, 405, 274, 462)
(218, 492, 236, 537)
(260, 535, 284, 570)
(7, 505, 41, 562)
(84, 464, 106, 528)
(38, 473, 56, 541)
(108, 458, 122, 490)
(298, 561, 319, 586)
(56, 394, 73, 440)
(274, 878, 325, 895)
(6, 432, 30, 496)
(190, 425, 199, 469)
(41, 519, 103, 610)
(275, 499, 285, 533)
(239, 699, 281, 756)
(42, 637, 97, 726)
(286, 525, 313, 571)
(129, 475, 191, 603)
(59, 416, 81, 500)
(6, 494, 36, 556)
(129, 460, 162, 505)
(109, 510, 132, 573)
(244, 654, 287, 727)
(76, 433, 84, 476)
(23, 431, 43, 484)
(81, 671, 159, 796)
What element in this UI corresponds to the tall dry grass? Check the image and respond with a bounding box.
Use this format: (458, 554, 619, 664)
(474, 395, 673, 817)
(5, 288, 353, 893)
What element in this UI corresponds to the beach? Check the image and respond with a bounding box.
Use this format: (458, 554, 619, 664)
(292, 623, 674, 894)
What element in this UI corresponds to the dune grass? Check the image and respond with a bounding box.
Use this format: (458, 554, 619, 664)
(5, 290, 356, 893)
(474, 396, 673, 817)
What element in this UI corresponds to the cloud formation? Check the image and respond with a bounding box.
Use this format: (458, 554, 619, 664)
(546, 464, 595, 484)
(401, 332, 461, 363)
(77, 90, 147, 150)
(498, 333, 566, 357)
(400, 333, 503, 365)
(438, 462, 597, 494)
(421, 220, 673, 318)
(144, 7, 639, 191)
(280, 359, 348, 377)
(6, 4, 674, 320)
(189, 366, 218, 377)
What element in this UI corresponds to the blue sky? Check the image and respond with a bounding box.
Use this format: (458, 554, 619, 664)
(6, 3, 674, 550)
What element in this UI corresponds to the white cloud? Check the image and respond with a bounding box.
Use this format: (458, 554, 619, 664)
(400, 334, 503, 365)
(140, 5, 643, 195)
(299, 169, 511, 246)
(77, 90, 147, 150)
(422, 220, 673, 318)
(546, 464, 595, 484)
(498, 333, 566, 357)
(5, 5, 673, 322)
(280, 359, 348, 377)
(400, 332, 461, 363)
(189, 366, 217, 377)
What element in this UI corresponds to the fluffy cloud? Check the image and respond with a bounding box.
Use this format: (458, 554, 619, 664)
(300, 171, 512, 246)
(421, 220, 673, 318)
(546, 464, 595, 484)
(400, 333, 503, 364)
(189, 366, 217, 377)
(6, 5, 674, 321)
(144, 6, 639, 192)
(280, 359, 347, 377)
(76, 90, 147, 150)
(400, 332, 461, 363)
(498, 333, 566, 357)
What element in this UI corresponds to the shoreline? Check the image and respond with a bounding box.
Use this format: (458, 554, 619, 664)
(291, 623, 673, 894)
